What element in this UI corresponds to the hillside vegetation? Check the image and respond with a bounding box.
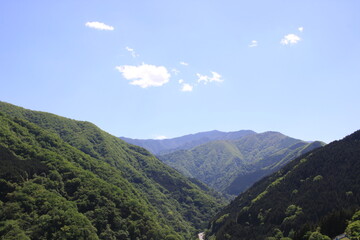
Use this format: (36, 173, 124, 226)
(0, 102, 224, 240)
(159, 133, 324, 195)
(207, 130, 360, 240)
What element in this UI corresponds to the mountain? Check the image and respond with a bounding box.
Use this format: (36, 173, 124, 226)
(158, 132, 324, 195)
(120, 130, 256, 155)
(206, 130, 360, 240)
(0, 101, 225, 240)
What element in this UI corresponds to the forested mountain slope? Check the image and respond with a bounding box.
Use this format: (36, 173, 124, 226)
(121, 130, 255, 155)
(159, 132, 324, 195)
(207, 130, 360, 240)
(0, 101, 224, 240)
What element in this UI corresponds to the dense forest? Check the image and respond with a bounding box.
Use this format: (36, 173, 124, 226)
(0, 102, 225, 240)
(158, 133, 324, 196)
(206, 130, 360, 240)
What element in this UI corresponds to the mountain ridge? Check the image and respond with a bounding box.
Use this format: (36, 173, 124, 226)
(0, 101, 224, 240)
(120, 129, 256, 155)
(158, 132, 325, 195)
(207, 129, 360, 240)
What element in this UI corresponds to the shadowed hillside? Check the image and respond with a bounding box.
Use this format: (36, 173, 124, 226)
(207, 130, 360, 240)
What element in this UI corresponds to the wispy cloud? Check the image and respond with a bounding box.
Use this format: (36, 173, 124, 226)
(115, 63, 171, 88)
(125, 47, 138, 58)
(180, 61, 189, 66)
(197, 71, 224, 84)
(85, 21, 114, 31)
(249, 40, 258, 48)
(172, 68, 180, 75)
(178, 79, 184, 84)
(298, 27, 304, 32)
(280, 34, 301, 45)
(181, 83, 193, 92)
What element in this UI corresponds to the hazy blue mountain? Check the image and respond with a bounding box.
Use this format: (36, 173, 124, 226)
(158, 132, 324, 195)
(120, 130, 256, 155)
(207, 130, 360, 240)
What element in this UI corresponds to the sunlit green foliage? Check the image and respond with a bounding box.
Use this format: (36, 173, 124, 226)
(307, 231, 331, 240)
(0, 101, 225, 239)
(346, 210, 360, 239)
(282, 205, 303, 224)
(313, 175, 323, 182)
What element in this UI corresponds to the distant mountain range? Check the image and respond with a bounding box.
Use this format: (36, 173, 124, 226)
(120, 130, 256, 155)
(122, 131, 325, 196)
(1, 101, 359, 240)
(207, 130, 360, 240)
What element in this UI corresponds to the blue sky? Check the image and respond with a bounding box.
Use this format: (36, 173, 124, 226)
(1, 0, 359, 143)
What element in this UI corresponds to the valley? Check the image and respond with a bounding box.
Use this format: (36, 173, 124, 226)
(123, 131, 324, 196)
(1, 1, 359, 239)
(0, 101, 359, 240)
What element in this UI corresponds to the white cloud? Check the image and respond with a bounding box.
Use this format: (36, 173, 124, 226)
(180, 61, 189, 66)
(181, 83, 193, 92)
(249, 40, 258, 47)
(178, 79, 184, 84)
(171, 68, 180, 75)
(85, 21, 114, 31)
(280, 34, 301, 45)
(298, 27, 304, 32)
(125, 46, 138, 58)
(197, 71, 224, 84)
(154, 135, 167, 140)
(115, 63, 171, 88)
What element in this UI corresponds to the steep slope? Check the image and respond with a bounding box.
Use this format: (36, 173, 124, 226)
(121, 130, 255, 155)
(207, 130, 360, 240)
(0, 102, 224, 240)
(159, 132, 324, 195)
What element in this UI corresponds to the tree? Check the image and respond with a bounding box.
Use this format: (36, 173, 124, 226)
(308, 231, 331, 240)
(346, 220, 360, 239)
